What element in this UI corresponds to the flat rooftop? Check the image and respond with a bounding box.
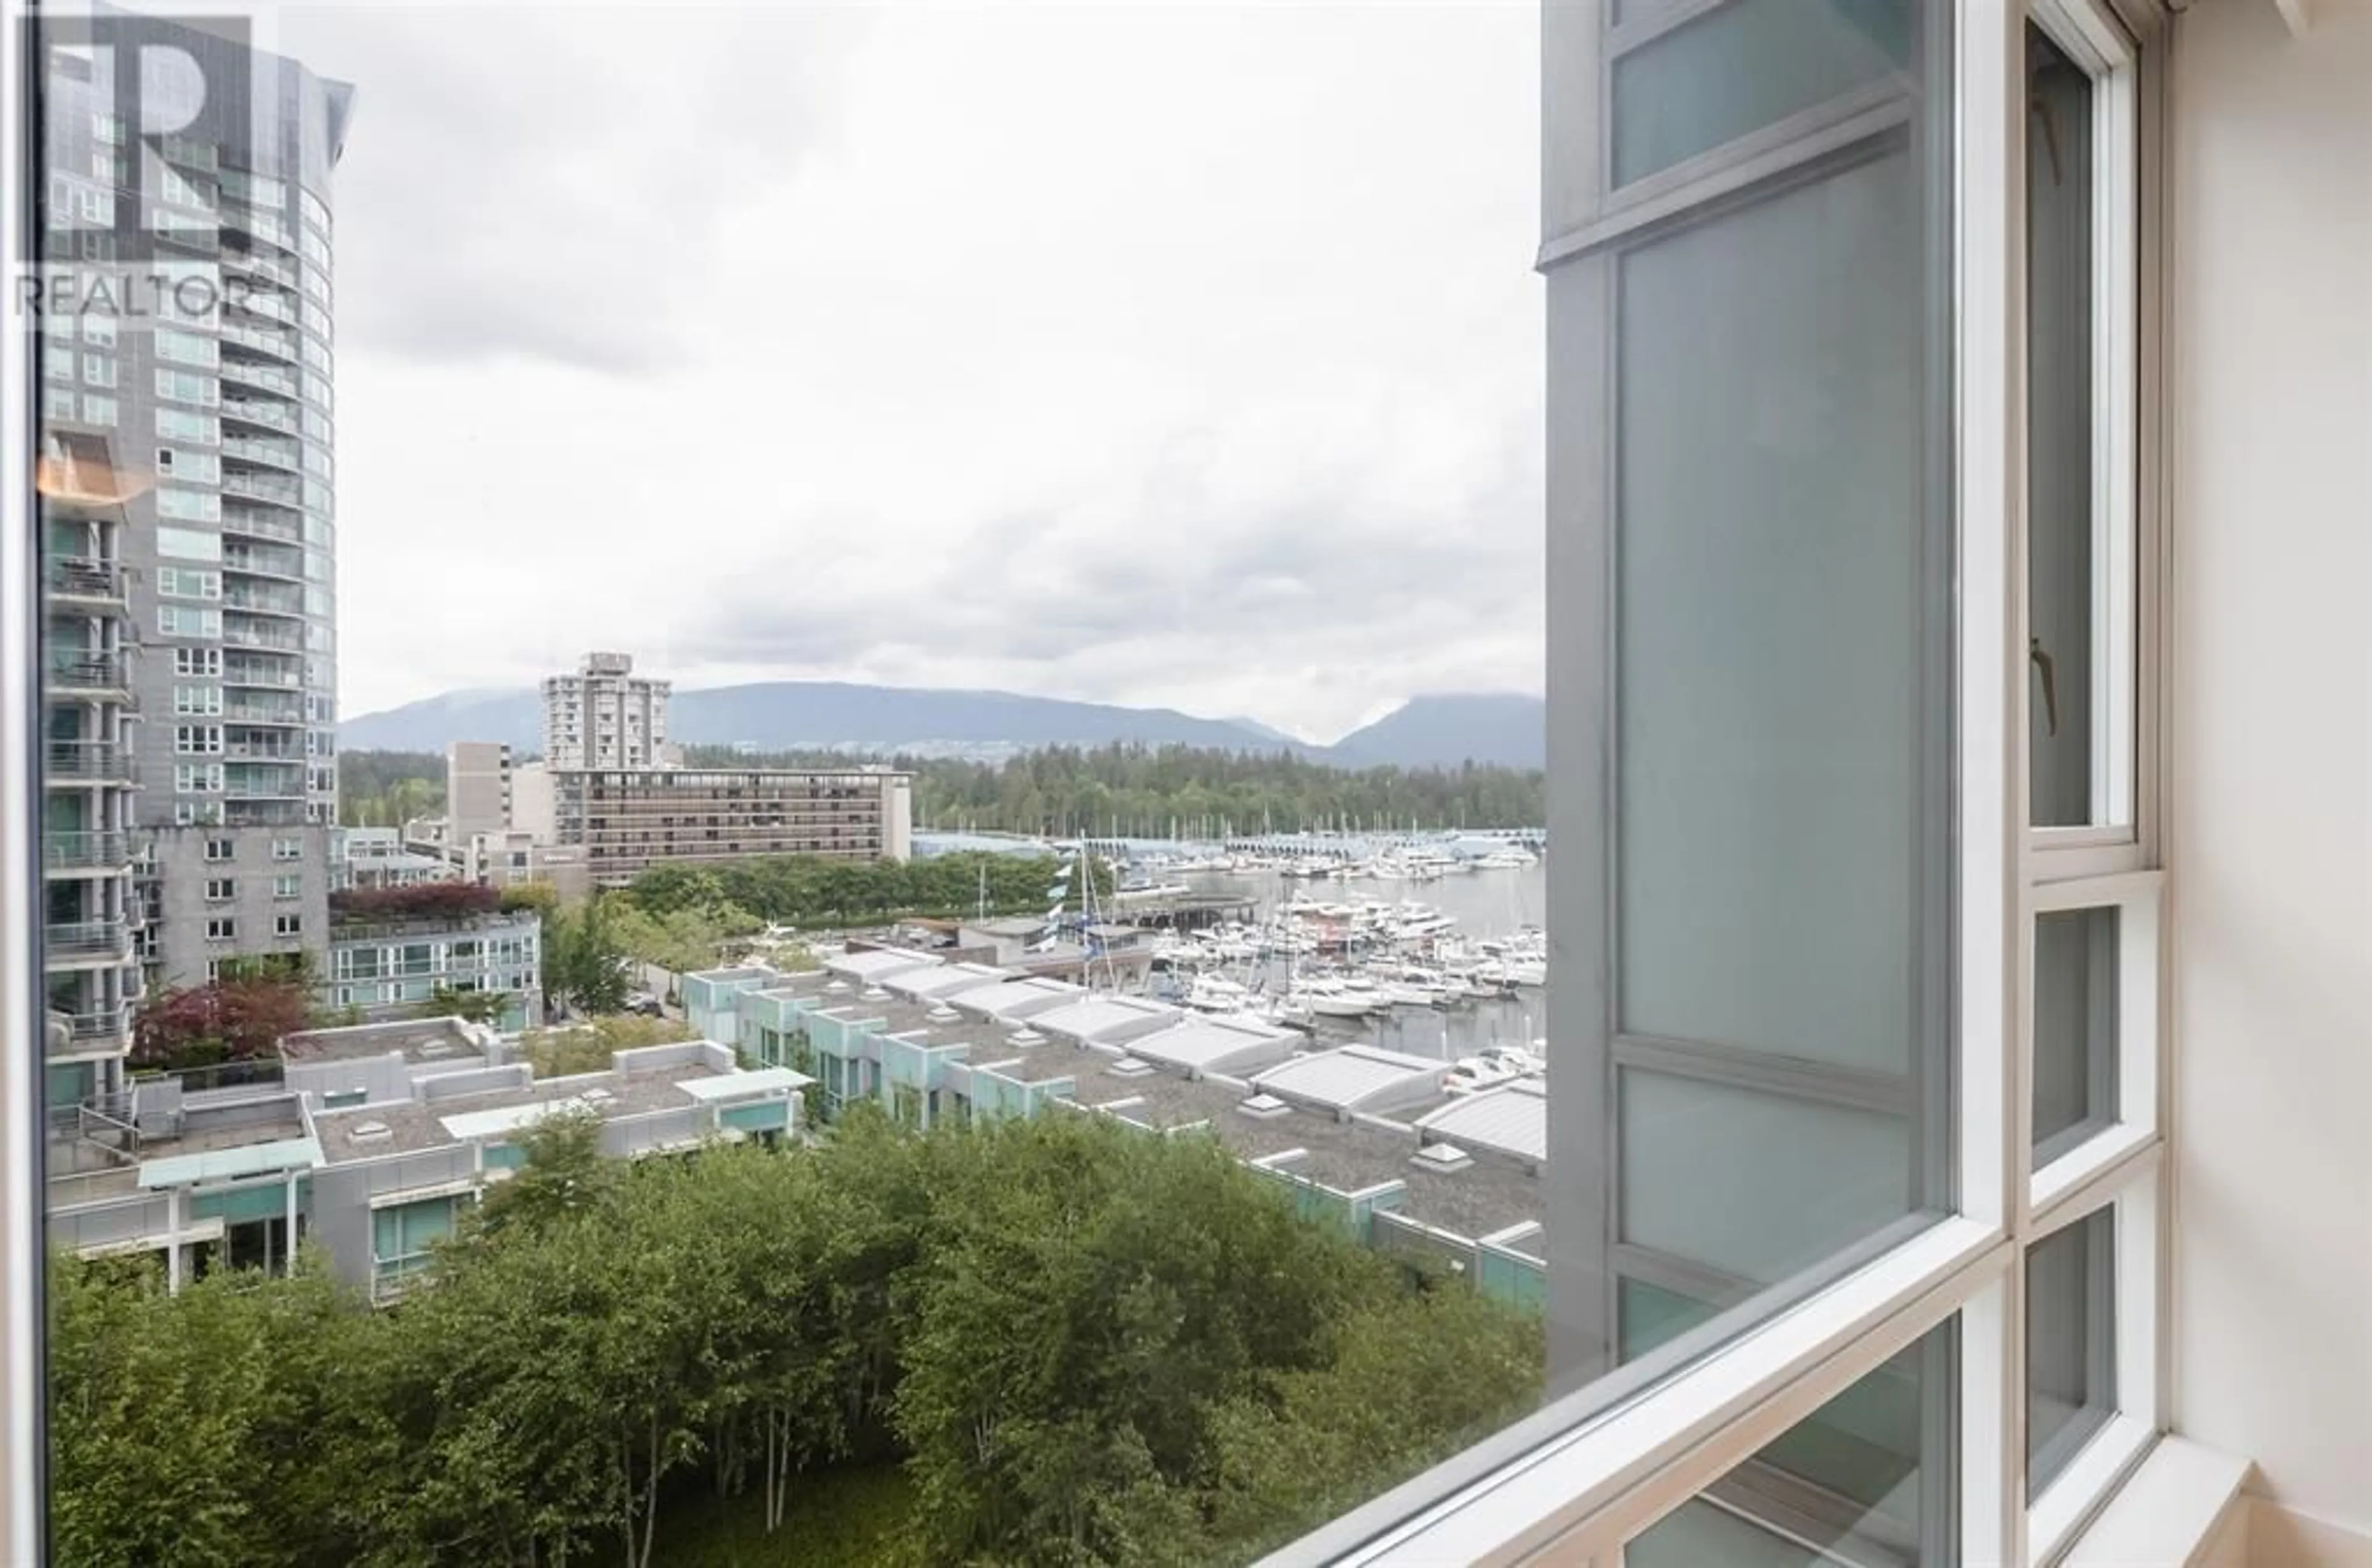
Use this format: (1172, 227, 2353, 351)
(49, 1095, 312, 1207)
(1070, 1062, 1540, 1244)
(280, 1017, 495, 1069)
(313, 1061, 726, 1163)
(859, 994, 1043, 1055)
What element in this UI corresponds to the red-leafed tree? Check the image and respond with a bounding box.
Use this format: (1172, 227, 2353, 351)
(131, 979, 313, 1069)
(328, 881, 502, 924)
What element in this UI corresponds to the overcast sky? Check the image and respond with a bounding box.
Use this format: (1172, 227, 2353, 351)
(258, 2, 1542, 743)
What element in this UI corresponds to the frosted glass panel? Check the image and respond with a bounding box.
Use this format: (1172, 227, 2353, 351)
(2033, 905, 2119, 1163)
(1612, 0, 1914, 185)
(1620, 1070, 1911, 1281)
(1617, 148, 1937, 1075)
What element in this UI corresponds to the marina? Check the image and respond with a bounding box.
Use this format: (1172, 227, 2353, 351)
(1093, 835, 1550, 1080)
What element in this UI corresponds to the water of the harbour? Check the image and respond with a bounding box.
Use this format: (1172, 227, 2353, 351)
(1170, 862, 1550, 1065)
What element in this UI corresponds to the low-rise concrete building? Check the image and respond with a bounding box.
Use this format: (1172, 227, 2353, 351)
(46, 1018, 809, 1301)
(684, 952, 1546, 1309)
(321, 905, 542, 1031)
(550, 765, 914, 884)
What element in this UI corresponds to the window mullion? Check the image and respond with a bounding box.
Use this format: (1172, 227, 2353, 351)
(1959, 1, 2029, 1564)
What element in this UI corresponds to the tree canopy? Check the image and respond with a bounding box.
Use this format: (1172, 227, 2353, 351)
(51, 1113, 1542, 1567)
(130, 978, 313, 1071)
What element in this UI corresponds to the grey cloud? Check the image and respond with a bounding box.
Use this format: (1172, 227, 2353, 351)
(279, 5, 870, 373)
(668, 435, 1542, 714)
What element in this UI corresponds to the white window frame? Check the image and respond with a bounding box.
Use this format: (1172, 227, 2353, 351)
(2027, 0, 2148, 873)
(1272, 4, 2168, 1564)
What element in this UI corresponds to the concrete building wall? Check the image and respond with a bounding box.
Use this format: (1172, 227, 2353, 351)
(446, 741, 511, 839)
(511, 760, 557, 842)
(143, 823, 330, 985)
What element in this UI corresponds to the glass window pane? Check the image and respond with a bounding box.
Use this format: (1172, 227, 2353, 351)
(1612, 0, 1914, 186)
(1630, 1321, 1952, 1568)
(2028, 23, 2103, 826)
(1618, 146, 1942, 1077)
(1618, 1275, 1720, 1363)
(2033, 906, 2119, 1164)
(2028, 1207, 2118, 1497)
(1620, 1071, 1912, 1283)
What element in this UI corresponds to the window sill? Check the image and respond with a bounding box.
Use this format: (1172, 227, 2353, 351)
(1270, 1217, 2005, 1566)
(2033, 1414, 2156, 1564)
(2058, 1434, 2250, 1568)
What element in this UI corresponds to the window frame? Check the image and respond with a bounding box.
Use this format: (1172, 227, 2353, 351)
(1268, 2, 2169, 1562)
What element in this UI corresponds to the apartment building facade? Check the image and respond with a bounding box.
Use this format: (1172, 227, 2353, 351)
(321, 907, 542, 1032)
(541, 651, 669, 770)
(38, 434, 142, 1110)
(553, 765, 914, 884)
(38, 15, 350, 989)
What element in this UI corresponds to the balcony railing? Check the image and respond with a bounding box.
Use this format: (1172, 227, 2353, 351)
(46, 741, 135, 784)
(222, 545, 303, 579)
(44, 557, 127, 603)
(48, 1005, 132, 1055)
(221, 398, 296, 434)
(221, 435, 301, 471)
(44, 830, 132, 870)
(224, 739, 301, 760)
(224, 663, 301, 690)
(47, 655, 130, 695)
(224, 471, 301, 506)
(222, 623, 301, 652)
(224, 702, 303, 724)
(219, 248, 295, 289)
(224, 802, 308, 827)
(222, 505, 301, 543)
(224, 585, 305, 615)
(224, 773, 306, 800)
(220, 360, 297, 397)
(221, 332, 299, 370)
(45, 920, 130, 958)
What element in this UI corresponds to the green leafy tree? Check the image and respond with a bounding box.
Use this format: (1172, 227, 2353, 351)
(518, 1012, 695, 1078)
(540, 897, 631, 1018)
(423, 986, 510, 1026)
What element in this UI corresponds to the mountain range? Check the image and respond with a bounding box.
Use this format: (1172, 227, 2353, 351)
(339, 683, 1545, 771)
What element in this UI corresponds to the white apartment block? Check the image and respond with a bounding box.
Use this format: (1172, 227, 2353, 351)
(540, 652, 669, 771)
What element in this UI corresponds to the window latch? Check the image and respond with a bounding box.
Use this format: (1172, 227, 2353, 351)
(2030, 636, 2060, 737)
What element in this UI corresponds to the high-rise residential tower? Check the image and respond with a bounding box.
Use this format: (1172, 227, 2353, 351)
(37, 17, 351, 991)
(38, 434, 142, 1110)
(542, 651, 671, 769)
